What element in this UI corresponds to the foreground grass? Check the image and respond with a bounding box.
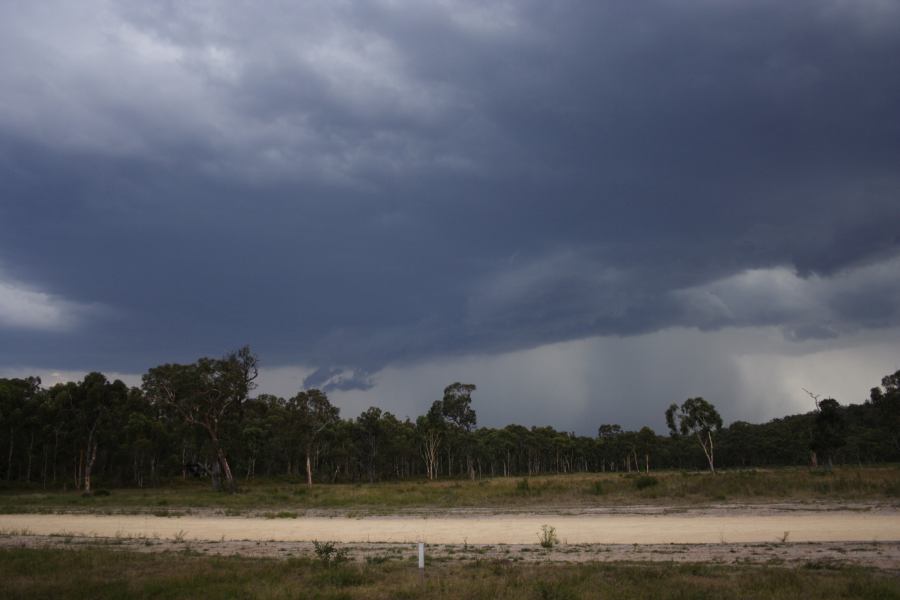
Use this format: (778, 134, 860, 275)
(2, 467, 899, 514)
(1, 547, 898, 599)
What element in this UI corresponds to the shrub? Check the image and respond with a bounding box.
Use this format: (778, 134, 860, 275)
(516, 478, 531, 494)
(588, 481, 605, 496)
(538, 525, 558, 549)
(635, 476, 659, 490)
(313, 540, 349, 566)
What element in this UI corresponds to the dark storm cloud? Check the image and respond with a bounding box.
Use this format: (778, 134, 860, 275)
(1, 0, 899, 380)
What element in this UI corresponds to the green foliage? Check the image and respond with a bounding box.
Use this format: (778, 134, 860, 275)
(1, 361, 899, 493)
(666, 397, 723, 473)
(313, 540, 349, 566)
(812, 398, 848, 468)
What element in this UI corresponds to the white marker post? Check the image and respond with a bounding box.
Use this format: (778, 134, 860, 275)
(418, 541, 425, 584)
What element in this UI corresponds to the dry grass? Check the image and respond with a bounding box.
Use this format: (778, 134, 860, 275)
(1, 546, 899, 599)
(1, 466, 898, 515)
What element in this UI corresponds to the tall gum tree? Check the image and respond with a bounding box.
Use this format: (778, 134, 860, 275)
(284, 389, 339, 488)
(666, 397, 723, 474)
(440, 382, 477, 479)
(143, 347, 258, 493)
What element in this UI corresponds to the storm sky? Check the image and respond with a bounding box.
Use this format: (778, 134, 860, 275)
(2, 1, 899, 432)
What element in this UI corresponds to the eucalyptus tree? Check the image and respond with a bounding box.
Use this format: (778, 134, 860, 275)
(0, 377, 41, 481)
(143, 346, 258, 492)
(811, 398, 847, 469)
(870, 370, 900, 455)
(284, 388, 339, 487)
(636, 426, 658, 473)
(416, 402, 444, 480)
(356, 406, 384, 483)
(665, 397, 723, 474)
(47, 373, 129, 493)
(440, 382, 477, 479)
(597, 424, 624, 472)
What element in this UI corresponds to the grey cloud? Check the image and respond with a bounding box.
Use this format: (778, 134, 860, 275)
(0, 0, 898, 389)
(672, 257, 900, 340)
(325, 326, 900, 433)
(303, 366, 374, 393)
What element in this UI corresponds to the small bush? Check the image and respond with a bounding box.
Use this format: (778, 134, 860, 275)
(587, 481, 605, 496)
(538, 525, 558, 549)
(93, 489, 111, 497)
(313, 540, 349, 566)
(516, 478, 531, 494)
(635, 476, 659, 490)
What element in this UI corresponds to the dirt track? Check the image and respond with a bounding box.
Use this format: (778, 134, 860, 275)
(3, 508, 899, 545)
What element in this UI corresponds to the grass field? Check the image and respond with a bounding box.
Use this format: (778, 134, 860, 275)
(1, 546, 898, 599)
(1, 467, 898, 515)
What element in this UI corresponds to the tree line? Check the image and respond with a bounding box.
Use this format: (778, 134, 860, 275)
(0, 347, 898, 493)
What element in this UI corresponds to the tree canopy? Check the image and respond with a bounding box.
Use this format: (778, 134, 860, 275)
(0, 351, 897, 491)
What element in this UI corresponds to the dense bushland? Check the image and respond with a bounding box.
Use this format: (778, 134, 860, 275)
(0, 348, 897, 492)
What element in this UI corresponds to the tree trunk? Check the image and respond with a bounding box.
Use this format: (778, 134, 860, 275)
(6, 428, 14, 481)
(697, 431, 716, 474)
(52, 431, 59, 484)
(305, 448, 313, 488)
(218, 447, 236, 492)
(41, 445, 48, 488)
(26, 432, 34, 482)
(83, 443, 97, 494)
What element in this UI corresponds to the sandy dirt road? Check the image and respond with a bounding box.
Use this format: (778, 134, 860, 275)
(3, 510, 899, 545)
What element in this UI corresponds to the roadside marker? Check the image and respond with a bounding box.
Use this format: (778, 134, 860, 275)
(418, 541, 425, 584)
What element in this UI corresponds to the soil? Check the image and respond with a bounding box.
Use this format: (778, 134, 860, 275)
(2, 504, 898, 569)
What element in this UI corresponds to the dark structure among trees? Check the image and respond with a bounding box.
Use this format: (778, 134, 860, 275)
(0, 348, 897, 492)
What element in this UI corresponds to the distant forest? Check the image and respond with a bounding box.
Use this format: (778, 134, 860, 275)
(0, 347, 898, 493)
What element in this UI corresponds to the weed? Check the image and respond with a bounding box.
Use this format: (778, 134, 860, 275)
(538, 525, 558, 549)
(313, 540, 349, 566)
